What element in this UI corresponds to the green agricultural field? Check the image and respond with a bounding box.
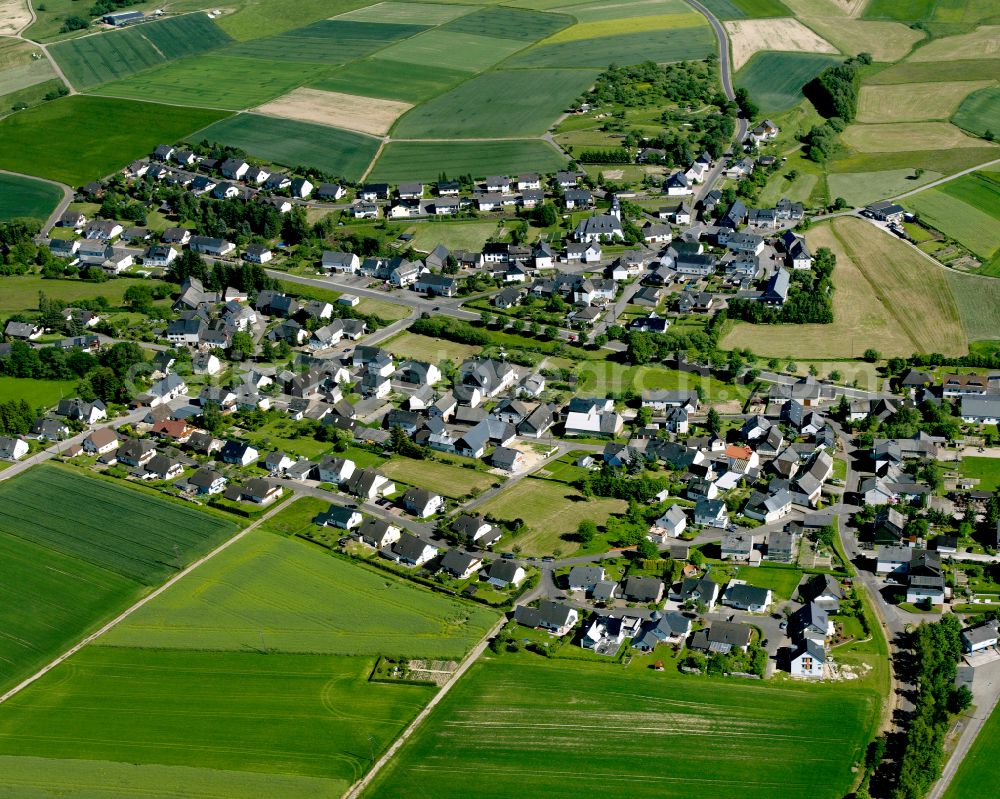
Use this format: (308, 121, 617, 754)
(0, 465, 238, 585)
(829, 146, 1000, 181)
(867, 59, 1000, 85)
(24, 0, 218, 42)
(0, 647, 432, 794)
(477, 478, 627, 557)
(953, 84, 1000, 139)
(101, 529, 499, 656)
(0, 376, 77, 408)
(441, 5, 571, 40)
(905, 171, 1000, 260)
(944, 703, 1000, 799)
(0, 173, 62, 222)
(392, 68, 596, 138)
(369, 140, 567, 182)
(339, 1, 477, 24)
(362, 655, 880, 799)
(94, 54, 324, 110)
(947, 269, 1000, 340)
(863, 0, 937, 19)
(0, 529, 141, 694)
(0, 78, 66, 116)
(372, 29, 529, 72)
(311, 59, 469, 103)
(217, 0, 370, 40)
(737, 52, 846, 114)
(0, 274, 167, 316)
(225, 19, 428, 64)
(0, 96, 228, 186)
(49, 13, 233, 90)
(407, 220, 500, 252)
(508, 26, 715, 68)
(0, 58, 55, 97)
(698, 0, 791, 17)
(191, 114, 380, 181)
(380, 457, 497, 498)
(563, 0, 694, 22)
(382, 331, 482, 362)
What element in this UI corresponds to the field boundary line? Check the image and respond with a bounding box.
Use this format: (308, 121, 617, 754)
(0, 493, 298, 707)
(343, 614, 507, 799)
(889, 156, 1000, 202)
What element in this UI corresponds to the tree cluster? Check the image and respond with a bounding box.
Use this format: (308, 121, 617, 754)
(805, 54, 870, 122)
(579, 468, 668, 502)
(0, 398, 36, 435)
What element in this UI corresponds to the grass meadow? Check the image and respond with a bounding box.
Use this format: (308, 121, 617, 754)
(943, 701, 1000, 799)
(826, 168, 942, 207)
(477, 477, 627, 557)
(192, 114, 380, 180)
(0, 274, 166, 316)
(0, 376, 77, 408)
(406, 220, 500, 253)
(49, 14, 232, 90)
(362, 655, 879, 799)
(379, 457, 497, 499)
(857, 80, 993, 123)
(0, 96, 228, 186)
(946, 269, 1000, 340)
(382, 331, 482, 362)
(0, 647, 432, 794)
(723, 217, 967, 357)
(371, 140, 567, 182)
(0, 173, 62, 222)
(867, 59, 1000, 85)
(958, 456, 1000, 492)
(0, 465, 237, 584)
(736, 52, 841, 114)
(100, 529, 499, 657)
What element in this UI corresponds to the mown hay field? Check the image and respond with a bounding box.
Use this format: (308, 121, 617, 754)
(953, 84, 1000, 138)
(361, 656, 880, 799)
(905, 172, 1000, 260)
(723, 217, 967, 357)
(192, 114, 380, 181)
(841, 121, 990, 152)
(100, 529, 499, 657)
(857, 80, 993, 123)
(946, 269, 1000, 341)
(724, 17, 838, 69)
(392, 68, 597, 138)
(798, 17, 921, 62)
(908, 25, 1000, 61)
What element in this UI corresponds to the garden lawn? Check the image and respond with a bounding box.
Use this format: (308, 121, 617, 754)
(100, 528, 499, 657)
(0, 173, 62, 222)
(0, 464, 238, 585)
(392, 69, 597, 139)
(736, 52, 841, 114)
(0, 376, 77, 409)
(369, 140, 567, 181)
(191, 114, 380, 181)
(361, 655, 880, 799)
(382, 331, 481, 362)
(476, 478, 627, 557)
(958, 456, 1000, 492)
(736, 565, 804, 600)
(0, 96, 228, 186)
(944, 702, 1000, 799)
(380, 457, 496, 498)
(722, 217, 967, 357)
(407, 221, 499, 253)
(0, 647, 433, 794)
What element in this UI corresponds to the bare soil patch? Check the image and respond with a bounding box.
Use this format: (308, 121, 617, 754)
(255, 87, 411, 136)
(725, 17, 838, 70)
(0, 1, 32, 36)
